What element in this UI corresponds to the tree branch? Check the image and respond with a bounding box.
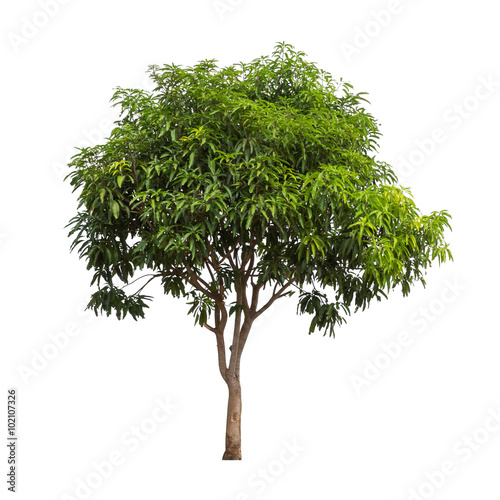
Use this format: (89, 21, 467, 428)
(133, 274, 160, 296)
(206, 239, 219, 268)
(215, 303, 229, 381)
(203, 323, 217, 333)
(175, 264, 221, 303)
(227, 252, 237, 272)
(255, 276, 296, 318)
(185, 262, 213, 294)
(218, 237, 241, 267)
(234, 318, 254, 379)
(227, 283, 243, 377)
(231, 281, 261, 379)
(241, 276, 250, 314)
(120, 273, 162, 290)
(250, 282, 263, 312)
(244, 251, 255, 281)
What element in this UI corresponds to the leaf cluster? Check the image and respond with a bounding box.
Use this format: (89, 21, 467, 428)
(66, 42, 452, 334)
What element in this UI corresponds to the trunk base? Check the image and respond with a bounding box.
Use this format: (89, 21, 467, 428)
(222, 443, 242, 460)
(223, 378, 242, 460)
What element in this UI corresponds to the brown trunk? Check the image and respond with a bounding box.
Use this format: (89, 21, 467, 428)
(222, 377, 242, 460)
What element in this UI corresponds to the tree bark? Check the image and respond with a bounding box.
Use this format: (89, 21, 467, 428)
(222, 376, 242, 460)
(217, 279, 292, 459)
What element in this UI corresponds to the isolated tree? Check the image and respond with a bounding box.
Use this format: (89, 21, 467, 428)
(66, 43, 452, 460)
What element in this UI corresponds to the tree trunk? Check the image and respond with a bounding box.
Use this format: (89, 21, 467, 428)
(222, 376, 242, 460)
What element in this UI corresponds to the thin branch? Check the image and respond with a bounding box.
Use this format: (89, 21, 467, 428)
(133, 275, 160, 296)
(227, 252, 237, 272)
(163, 265, 215, 302)
(244, 252, 255, 280)
(241, 244, 252, 270)
(177, 264, 221, 303)
(255, 276, 296, 318)
(205, 255, 216, 284)
(207, 239, 221, 269)
(120, 273, 162, 290)
(185, 262, 214, 296)
(221, 237, 241, 268)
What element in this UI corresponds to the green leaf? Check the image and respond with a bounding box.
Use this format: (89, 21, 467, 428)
(112, 201, 120, 219)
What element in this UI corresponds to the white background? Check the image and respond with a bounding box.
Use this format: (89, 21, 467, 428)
(1, 1, 499, 499)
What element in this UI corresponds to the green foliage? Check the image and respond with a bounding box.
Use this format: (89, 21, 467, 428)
(66, 42, 452, 333)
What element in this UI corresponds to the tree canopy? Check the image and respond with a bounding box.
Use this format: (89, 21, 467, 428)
(66, 42, 452, 338)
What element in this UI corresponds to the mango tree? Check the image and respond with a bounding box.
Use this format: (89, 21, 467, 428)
(66, 43, 452, 460)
